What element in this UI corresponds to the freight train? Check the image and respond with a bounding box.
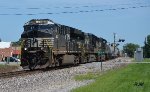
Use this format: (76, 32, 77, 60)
(20, 19, 111, 70)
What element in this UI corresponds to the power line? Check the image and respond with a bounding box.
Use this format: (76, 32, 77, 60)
(0, 4, 149, 16)
(0, 2, 146, 10)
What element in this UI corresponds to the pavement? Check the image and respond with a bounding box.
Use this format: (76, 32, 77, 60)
(0, 61, 20, 65)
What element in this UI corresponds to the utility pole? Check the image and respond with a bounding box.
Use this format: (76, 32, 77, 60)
(113, 33, 116, 57)
(113, 33, 125, 58)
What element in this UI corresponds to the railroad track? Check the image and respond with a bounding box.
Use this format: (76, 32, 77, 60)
(0, 70, 41, 79)
(0, 65, 77, 79)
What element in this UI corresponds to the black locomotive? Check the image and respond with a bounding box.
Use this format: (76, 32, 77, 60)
(20, 19, 108, 70)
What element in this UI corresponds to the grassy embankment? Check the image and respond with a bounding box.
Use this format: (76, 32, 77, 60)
(72, 59, 150, 92)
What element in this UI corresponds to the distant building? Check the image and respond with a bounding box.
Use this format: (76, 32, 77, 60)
(0, 42, 21, 61)
(11, 46, 21, 58)
(0, 47, 12, 61)
(0, 42, 11, 48)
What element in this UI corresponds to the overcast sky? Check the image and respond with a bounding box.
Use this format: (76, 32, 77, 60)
(0, 0, 150, 48)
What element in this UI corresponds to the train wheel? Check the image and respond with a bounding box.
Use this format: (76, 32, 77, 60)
(76, 58, 79, 64)
(55, 60, 60, 67)
(29, 65, 36, 70)
(74, 56, 79, 65)
(29, 58, 37, 70)
(51, 63, 55, 67)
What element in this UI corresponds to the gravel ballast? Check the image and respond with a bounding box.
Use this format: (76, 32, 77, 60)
(0, 57, 132, 92)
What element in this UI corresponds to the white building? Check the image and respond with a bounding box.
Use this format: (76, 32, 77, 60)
(0, 42, 11, 48)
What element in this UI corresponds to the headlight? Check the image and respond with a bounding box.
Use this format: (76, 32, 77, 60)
(24, 48, 27, 50)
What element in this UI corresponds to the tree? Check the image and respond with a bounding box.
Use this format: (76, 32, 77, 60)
(143, 35, 150, 58)
(11, 38, 22, 46)
(123, 43, 140, 57)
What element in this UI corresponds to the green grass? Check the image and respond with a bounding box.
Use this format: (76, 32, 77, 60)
(144, 58, 150, 62)
(74, 72, 101, 81)
(132, 58, 150, 62)
(0, 64, 8, 67)
(72, 60, 150, 92)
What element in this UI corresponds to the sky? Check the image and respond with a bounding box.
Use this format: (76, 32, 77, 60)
(0, 0, 150, 48)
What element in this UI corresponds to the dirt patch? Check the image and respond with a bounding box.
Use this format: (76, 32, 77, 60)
(0, 65, 19, 73)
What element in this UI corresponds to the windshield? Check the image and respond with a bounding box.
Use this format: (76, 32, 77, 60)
(38, 25, 52, 30)
(24, 25, 55, 31)
(24, 25, 38, 31)
(22, 25, 53, 38)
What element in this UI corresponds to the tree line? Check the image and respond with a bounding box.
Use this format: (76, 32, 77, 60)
(123, 43, 139, 57)
(143, 35, 150, 58)
(123, 35, 150, 58)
